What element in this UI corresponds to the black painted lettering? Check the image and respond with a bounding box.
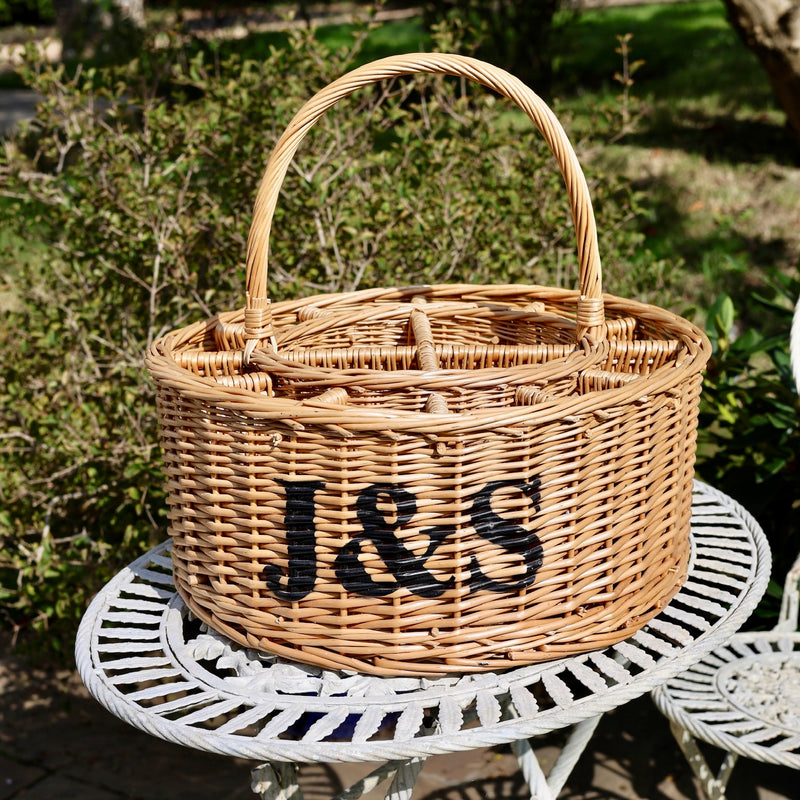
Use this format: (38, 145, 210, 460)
(262, 479, 324, 601)
(468, 479, 543, 592)
(265, 478, 544, 601)
(335, 484, 455, 598)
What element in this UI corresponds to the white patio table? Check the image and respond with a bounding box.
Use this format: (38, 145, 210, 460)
(75, 481, 770, 800)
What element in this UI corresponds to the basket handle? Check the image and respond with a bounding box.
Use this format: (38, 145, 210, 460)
(244, 53, 605, 352)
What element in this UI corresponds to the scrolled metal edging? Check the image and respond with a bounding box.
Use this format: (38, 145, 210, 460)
(75, 481, 771, 764)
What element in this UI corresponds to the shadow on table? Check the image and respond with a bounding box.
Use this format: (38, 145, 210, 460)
(411, 696, 797, 800)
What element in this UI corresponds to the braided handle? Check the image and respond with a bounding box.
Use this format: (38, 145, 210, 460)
(244, 53, 605, 348)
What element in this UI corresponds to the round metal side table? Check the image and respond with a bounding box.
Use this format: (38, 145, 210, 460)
(76, 481, 770, 800)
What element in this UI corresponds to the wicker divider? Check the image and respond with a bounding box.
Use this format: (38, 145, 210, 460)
(146, 53, 711, 676)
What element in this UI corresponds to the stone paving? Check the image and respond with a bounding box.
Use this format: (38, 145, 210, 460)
(1, 647, 797, 800)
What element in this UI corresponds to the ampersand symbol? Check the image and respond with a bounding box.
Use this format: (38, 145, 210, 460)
(335, 484, 455, 598)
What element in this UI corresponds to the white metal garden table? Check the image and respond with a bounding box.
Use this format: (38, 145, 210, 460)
(75, 481, 770, 800)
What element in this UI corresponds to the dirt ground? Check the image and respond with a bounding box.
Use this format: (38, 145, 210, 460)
(1, 645, 798, 800)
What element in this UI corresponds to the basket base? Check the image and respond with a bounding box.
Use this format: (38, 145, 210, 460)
(173, 550, 690, 677)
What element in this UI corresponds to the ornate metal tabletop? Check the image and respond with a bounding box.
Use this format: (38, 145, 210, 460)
(76, 481, 769, 775)
(654, 633, 800, 769)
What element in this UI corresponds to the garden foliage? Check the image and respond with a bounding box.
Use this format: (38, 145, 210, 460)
(0, 0, 52, 25)
(697, 282, 800, 611)
(0, 23, 796, 654)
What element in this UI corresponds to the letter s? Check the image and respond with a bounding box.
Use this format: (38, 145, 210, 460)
(468, 478, 543, 593)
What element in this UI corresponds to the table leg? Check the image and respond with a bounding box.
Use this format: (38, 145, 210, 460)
(252, 758, 426, 800)
(669, 720, 736, 800)
(333, 758, 426, 800)
(384, 757, 425, 800)
(252, 762, 305, 800)
(513, 715, 602, 800)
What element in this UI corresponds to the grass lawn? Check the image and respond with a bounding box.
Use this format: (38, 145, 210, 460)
(549, 1, 799, 327)
(554, 1, 773, 110)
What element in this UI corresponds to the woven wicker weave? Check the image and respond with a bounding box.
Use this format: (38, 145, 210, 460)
(146, 53, 711, 676)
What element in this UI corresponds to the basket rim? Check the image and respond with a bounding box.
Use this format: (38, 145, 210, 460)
(147, 283, 711, 434)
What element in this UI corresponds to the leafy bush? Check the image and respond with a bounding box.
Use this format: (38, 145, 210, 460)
(0, 0, 53, 25)
(422, 0, 566, 90)
(696, 277, 800, 612)
(0, 26, 685, 656)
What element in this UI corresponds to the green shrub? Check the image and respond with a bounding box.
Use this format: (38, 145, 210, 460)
(0, 27, 683, 656)
(696, 278, 800, 616)
(422, 0, 567, 91)
(0, 0, 53, 25)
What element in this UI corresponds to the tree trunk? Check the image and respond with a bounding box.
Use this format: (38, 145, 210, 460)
(723, 0, 800, 145)
(56, 0, 145, 61)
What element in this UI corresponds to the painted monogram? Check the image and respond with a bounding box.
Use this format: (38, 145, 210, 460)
(263, 478, 543, 600)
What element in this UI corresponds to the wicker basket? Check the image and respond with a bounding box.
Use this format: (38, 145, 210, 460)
(146, 53, 711, 676)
